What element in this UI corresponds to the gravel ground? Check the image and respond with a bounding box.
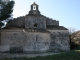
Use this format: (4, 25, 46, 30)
(0, 52, 59, 59)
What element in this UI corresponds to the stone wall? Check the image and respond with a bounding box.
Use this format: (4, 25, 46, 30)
(0, 29, 51, 53)
(25, 16, 46, 29)
(6, 15, 59, 29)
(7, 17, 25, 28)
(46, 19, 59, 26)
(0, 29, 70, 53)
(48, 30, 70, 52)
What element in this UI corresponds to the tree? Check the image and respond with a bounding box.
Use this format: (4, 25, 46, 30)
(0, 0, 15, 28)
(69, 28, 76, 43)
(69, 28, 79, 49)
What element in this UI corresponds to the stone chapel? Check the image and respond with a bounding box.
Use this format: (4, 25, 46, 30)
(0, 2, 70, 53)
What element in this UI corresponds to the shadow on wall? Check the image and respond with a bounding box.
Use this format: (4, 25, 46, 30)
(10, 47, 23, 53)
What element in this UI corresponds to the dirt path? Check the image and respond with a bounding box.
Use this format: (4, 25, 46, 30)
(0, 52, 60, 59)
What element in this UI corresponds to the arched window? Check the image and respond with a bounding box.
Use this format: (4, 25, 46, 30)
(33, 5, 36, 10)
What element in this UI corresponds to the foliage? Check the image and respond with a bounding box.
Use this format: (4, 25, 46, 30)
(1, 50, 80, 60)
(68, 28, 80, 50)
(0, 0, 15, 28)
(70, 41, 79, 50)
(0, 21, 4, 28)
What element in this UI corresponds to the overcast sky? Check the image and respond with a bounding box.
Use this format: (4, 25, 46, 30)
(13, 0, 80, 31)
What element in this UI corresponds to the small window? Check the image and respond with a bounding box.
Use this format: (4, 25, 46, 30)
(36, 35, 38, 41)
(34, 23, 37, 27)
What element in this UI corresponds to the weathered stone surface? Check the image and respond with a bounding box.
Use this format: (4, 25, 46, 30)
(0, 29, 70, 53)
(25, 16, 46, 29)
(48, 30, 70, 52)
(0, 45, 10, 52)
(0, 29, 51, 53)
(46, 18, 59, 26)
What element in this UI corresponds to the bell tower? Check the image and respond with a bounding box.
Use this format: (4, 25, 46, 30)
(25, 2, 46, 29)
(28, 2, 41, 16)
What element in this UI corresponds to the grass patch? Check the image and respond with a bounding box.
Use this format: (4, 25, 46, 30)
(1, 50, 80, 60)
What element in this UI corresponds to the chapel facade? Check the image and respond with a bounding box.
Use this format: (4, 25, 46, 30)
(0, 2, 70, 53)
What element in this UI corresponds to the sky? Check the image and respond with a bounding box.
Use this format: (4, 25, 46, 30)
(13, 0, 80, 31)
